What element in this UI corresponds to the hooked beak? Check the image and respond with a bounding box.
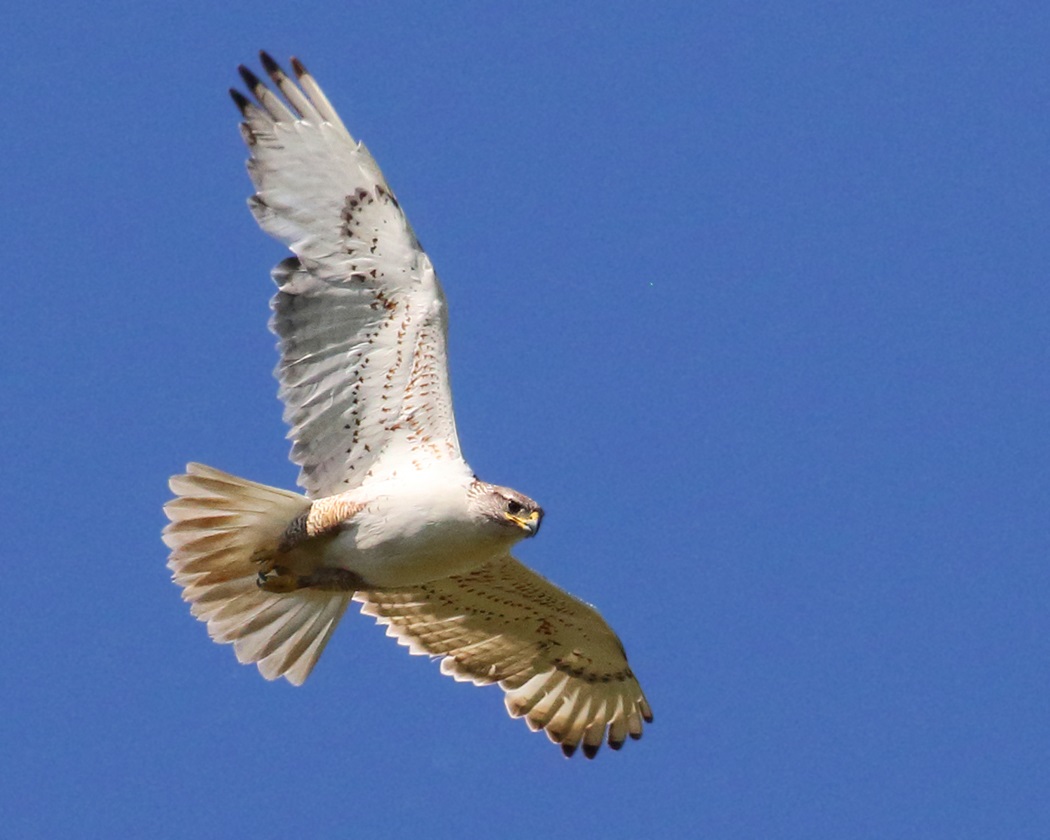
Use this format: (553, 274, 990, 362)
(507, 509, 543, 537)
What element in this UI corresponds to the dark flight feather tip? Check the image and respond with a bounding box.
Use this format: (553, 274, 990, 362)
(229, 88, 250, 114)
(238, 65, 263, 94)
(259, 51, 281, 78)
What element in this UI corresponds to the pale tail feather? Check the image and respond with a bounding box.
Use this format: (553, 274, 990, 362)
(162, 462, 351, 685)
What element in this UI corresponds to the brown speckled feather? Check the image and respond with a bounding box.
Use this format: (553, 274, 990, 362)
(355, 555, 652, 758)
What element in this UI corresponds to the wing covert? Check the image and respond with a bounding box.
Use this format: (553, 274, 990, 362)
(354, 555, 653, 758)
(233, 54, 464, 498)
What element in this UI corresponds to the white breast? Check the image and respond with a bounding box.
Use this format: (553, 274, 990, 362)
(317, 471, 510, 587)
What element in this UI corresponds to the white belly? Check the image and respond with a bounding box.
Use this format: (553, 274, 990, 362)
(320, 520, 505, 587)
(314, 481, 512, 588)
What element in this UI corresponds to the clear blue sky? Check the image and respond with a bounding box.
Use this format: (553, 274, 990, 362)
(5, 2, 1050, 837)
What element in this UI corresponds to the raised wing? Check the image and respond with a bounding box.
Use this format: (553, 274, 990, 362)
(233, 53, 465, 499)
(354, 555, 653, 758)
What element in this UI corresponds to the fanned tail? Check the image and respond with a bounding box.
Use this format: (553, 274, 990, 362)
(162, 462, 351, 685)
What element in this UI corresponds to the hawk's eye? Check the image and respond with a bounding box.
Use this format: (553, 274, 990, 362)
(506, 500, 523, 515)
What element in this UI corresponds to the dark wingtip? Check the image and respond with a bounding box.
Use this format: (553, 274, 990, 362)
(582, 742, 601, 759)
(629, 730, 643, 741)
(560, 742, 579, 758)
(644, 709, 654, 723)
(259, 51, 281, 77)
(229, 88, 251, 114)
(608, 738, 625, 751)
(238, 64, 262, 92)
(290, 56, 308, 78)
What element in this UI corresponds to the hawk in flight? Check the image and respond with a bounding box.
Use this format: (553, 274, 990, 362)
(163, 53, 652, 758)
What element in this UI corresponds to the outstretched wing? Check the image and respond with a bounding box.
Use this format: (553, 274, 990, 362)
(233, 54, 465, 499)
(354, 555, 653, 758)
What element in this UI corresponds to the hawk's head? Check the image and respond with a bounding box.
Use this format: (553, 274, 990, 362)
(469, 480, 543, 539)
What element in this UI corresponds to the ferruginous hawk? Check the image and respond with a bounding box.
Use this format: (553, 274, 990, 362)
(163, 52, 652, 758)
